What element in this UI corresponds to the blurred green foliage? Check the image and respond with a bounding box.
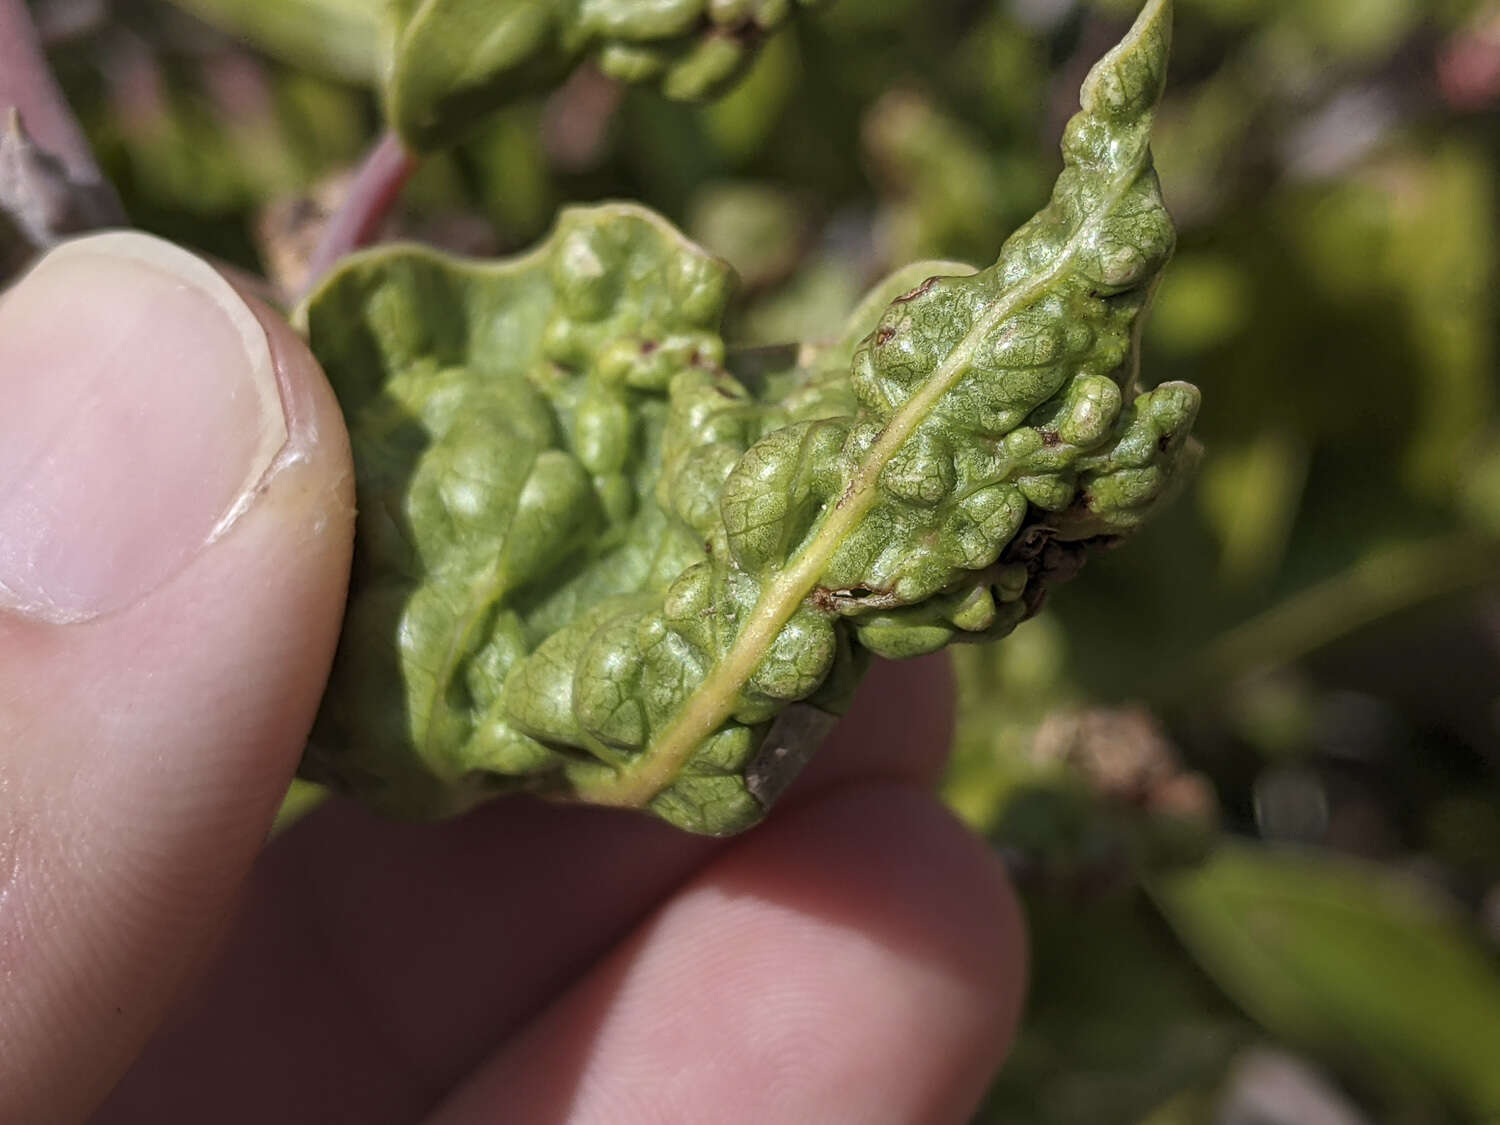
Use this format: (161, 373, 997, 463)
(36, 0, 1500, 1118)
(980, 889, 1249, 1125)
(1154, 844, 1500, 1118)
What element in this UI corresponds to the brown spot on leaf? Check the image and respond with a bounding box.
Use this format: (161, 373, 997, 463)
(1003, 524, 1057, 564)
(876, 325, 896, 345)
(895, 276, 939, 303)
(1041, 430, 1062, 448)
(997, 528, 1120, 620)
(813, 584, 897, 612)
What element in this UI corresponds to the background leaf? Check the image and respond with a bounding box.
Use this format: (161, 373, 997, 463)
(1153, 843, 1500, 1118)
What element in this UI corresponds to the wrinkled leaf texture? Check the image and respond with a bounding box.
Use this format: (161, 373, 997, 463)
(302, 0, 1197, 835)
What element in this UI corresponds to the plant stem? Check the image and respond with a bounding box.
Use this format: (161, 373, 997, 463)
(0, 0, 123, 217)
(301, 130, 418, 297)
(1183, 533, 1500, 697)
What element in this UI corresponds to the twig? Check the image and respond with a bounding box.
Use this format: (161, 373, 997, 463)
(1439, 10, 1500, 111)
(300, 130, 418, 298)
(0, 0, 121, 212)
(1179, 533, 1500, 699)
(1, 0, 124, 277)
(541, 64, 623, 173)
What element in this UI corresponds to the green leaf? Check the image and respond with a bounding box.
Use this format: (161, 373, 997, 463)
(160, 0, 383, 82)
(979, 892, 1246, 1125)
(386, 0, 825, 152)
(269, 779, 330, 836)
(1153, 843, 1500, 1118)
(301, 0, 1195, 835)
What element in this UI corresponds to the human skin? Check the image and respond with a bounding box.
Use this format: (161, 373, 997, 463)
(0, 234, 1026, 1124)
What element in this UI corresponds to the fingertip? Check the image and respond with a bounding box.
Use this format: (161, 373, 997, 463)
(432, 782, 1025, 1125)
(0, 235, 355, 1121)
(736, 780, 1029, 1086)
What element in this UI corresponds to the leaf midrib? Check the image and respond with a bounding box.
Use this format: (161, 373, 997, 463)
(577, 146, 1153, 813)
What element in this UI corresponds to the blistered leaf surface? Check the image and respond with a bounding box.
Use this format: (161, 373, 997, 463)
(386, 0, 824, 151)
(303, 0, 1195, 835)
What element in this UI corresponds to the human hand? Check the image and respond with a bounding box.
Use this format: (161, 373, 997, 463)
(0, 234, 1026, 1124)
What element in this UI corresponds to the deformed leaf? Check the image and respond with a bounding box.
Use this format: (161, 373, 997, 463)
(386, 0, 825, 151)
(301, 0, 1196, 835)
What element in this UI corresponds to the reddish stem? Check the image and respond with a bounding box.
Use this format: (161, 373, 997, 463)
(0, 0, 122, 215)
(301, 131, 419, 296)
(1439, 28, 1500, 111)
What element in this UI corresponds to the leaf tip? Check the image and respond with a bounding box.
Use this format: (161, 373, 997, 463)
(1079, 0, 1173, 124)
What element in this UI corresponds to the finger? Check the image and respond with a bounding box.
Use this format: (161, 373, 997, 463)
(98, 800, 721, 1124)
(429, 783, 1026, 1125)
(94, 655, 955, 1122)
(0, 233, 354, 1122)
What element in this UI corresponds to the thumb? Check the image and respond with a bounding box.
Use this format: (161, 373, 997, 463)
(0, 233, 354, 1121)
